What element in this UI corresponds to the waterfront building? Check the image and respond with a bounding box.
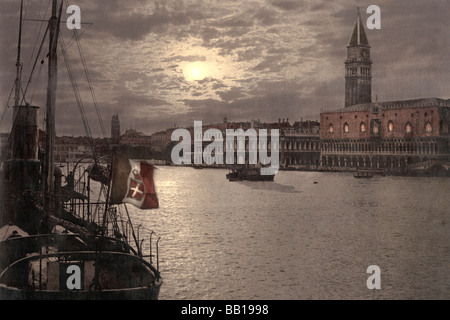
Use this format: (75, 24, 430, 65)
(280, 120, 320, 170)
(120, 128, 153, 147)
(151, 128, 176, 153)
(165, 119, 320, 169)
(319, 10, 450, 175)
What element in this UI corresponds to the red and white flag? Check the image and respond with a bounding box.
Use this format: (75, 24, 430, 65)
(110, 156, 159, 210)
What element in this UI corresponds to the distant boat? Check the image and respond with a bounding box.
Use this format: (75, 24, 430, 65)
(226, 166, 275, 182)
(353, 171, 374, 178)
(353, 168, 385, 178)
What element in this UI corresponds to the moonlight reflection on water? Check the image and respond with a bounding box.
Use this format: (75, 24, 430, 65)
(128, 167, 450, 300)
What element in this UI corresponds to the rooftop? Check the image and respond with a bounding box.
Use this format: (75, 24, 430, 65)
(321, 98, 450, 114)
(348, 8, 369, 46)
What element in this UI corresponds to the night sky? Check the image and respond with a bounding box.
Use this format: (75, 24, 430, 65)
(1, 0, 449, 137)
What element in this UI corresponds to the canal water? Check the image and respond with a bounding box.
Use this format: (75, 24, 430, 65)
(128, 166, 450, 299)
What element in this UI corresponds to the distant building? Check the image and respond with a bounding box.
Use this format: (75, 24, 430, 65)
(163, 119, 320, 168)
(151, 129, 176, 153)
(120, 128, 152, 147)
(37, 131, 111, 163)
(281, 120, 321, 169)
(319, 10, 450, 174)
(54, 136, 90, 162)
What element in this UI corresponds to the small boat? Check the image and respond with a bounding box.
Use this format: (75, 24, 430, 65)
(353, 171, 374, 178)
(353, 172, 374, 178)
(226, 165, 275, 182)
(353, 168, 386, 178)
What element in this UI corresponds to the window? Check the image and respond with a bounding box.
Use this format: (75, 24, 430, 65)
(425, 122, 432, 133)
(405, 122, 412, 134)
(388, 121, 394, 132)
(360, 122, 366, 132)
(343, 123, 349, 133)
(372, 124, 379, 134)
(328, 124, 334, 133)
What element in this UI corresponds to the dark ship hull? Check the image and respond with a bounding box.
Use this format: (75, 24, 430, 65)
(0, 228, 162, 300)
(0, 286, 160, 300)
(353, 172, 374, 178)
(226, 166, 275, 181)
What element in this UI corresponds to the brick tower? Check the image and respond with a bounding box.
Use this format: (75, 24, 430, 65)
(111, 113, 120, 145)
(345, 8, 372, 107)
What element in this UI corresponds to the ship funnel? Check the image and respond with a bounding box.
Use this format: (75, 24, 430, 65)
(12, 105, 39, 161)
(9, 104, 40, 194)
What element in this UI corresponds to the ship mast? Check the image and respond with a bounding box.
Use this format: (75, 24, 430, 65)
(11, 0, 23, 161)
(43, 0, 62, 217)
(8, 0, 42, 231)
(13, 0, 23, 109)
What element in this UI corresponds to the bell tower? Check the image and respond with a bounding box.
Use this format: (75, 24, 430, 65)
(111, 113, 121, 145)
(345, 8, 372, 107)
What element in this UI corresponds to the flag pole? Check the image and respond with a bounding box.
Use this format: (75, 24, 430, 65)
(101, 156, 115, 236)
(123, 203, 142, 256)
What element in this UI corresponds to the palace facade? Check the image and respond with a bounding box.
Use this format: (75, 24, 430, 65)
(319, 10, 450, 175)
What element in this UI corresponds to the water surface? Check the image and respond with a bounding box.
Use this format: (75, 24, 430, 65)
(129, 166, 450, 299)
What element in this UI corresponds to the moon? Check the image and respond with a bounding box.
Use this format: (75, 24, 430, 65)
(191, 66, 202, 79)
(184, 62, 207, 81)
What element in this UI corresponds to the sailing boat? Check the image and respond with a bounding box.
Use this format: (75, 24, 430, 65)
(0, 0, 162, 299)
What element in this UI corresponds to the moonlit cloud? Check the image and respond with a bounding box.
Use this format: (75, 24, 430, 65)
(0, 0, 449, 137)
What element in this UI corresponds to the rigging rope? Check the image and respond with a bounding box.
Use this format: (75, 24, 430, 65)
(20, 25, 49, 107)
(29, 59, 45, 105)
(1, 1, 50, 143)
(0, 85, 15, 129)
(62, 0, 107, 140)
(27, 0, 50, 69)
(59, 33, 99, 163)
(72, 28, 108, 139)
(3, 1, 109, 167)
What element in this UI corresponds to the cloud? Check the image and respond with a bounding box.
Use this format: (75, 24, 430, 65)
(97, 11, 190, 41)
(201, 27, 221, 43)
(1, 0, 449, 138)
(216, 86, 246, 102)
(270, 0, 305, 11)
(252, 7, 280, 26)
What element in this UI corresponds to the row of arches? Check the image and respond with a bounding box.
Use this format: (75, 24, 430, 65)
(283, 153, 320, 167)
(320, 155, 431, 170)
(282, 139, 320, 151)
(321, 138, 443, 155)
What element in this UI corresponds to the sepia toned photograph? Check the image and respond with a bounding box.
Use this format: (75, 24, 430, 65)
(0, 0, 449, 306)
